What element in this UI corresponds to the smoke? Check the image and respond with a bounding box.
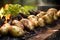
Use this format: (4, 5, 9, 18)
(38, 0, 56, 6)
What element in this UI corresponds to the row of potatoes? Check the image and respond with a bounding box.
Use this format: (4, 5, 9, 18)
(0, 8, 60, 37)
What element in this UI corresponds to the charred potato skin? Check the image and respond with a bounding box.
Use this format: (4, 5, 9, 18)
(38, 18, 45, 27)
(28, 15, 38, 27)
(42, 14, 52, 24)
(10, 26, 24, 37)
(12, 20, 24, 29)
(20, 18, 34, 31)
(47, 8, 58, 20)
(36, 11, 46, 18)
(0, 23, 11, 35)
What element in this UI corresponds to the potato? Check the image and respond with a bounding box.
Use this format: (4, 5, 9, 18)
(28, 15, 38, 26)
(56, 10, 60, 17)
(47, 8, 58, 20)
(12, 20, 24, 29)
(36, 11, 46, 18)
(38, 18, 45, 27)
(20, 18, 34, 31)
(10, 26, 24, 37)
(42, 14, 52, 24)
(47, 8, 57, 12)
(0, 23, 11, 35)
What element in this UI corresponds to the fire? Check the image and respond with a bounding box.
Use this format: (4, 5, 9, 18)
(0, 6, 11, 21)
(5, 14, 11, 20)
(0, 7, 4, 18)
(5, 4, 9, 10)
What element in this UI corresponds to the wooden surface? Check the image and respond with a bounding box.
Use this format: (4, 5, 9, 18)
(0, 20, 60, 40)
(28, 21, 60, 40)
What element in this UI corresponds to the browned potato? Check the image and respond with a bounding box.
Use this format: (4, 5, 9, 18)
(42, 14, 52, 24)
(10, 26, 24, 37)
(56, 10, 60, 17)
(47, 8, 57, 20)
(0, 23, 11, 35)
(54, 14, 58, 20)
(38, 18, 45, 27)
(12, 20, 24, 29)
(36, 11, 46, 18)
(20, 18, 34, 31)
(47, 8, 57, 13)
(28, 15, 38, 27)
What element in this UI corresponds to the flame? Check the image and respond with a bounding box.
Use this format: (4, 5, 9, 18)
(0, 7, 4, 14)
(5, 14, 11, 20)
(4, 14, 11, 23)
(0, 4, 11, 21)
(5, 4, 9, 10)
(0, 7, 4, 18)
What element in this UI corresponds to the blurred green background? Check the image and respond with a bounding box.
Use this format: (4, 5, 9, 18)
(0, 0, 39, 8)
